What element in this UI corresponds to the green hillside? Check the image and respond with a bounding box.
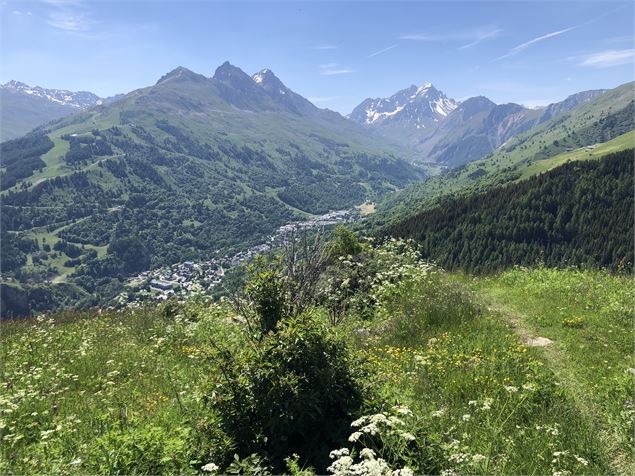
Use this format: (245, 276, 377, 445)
(369, 82, 634, 230)
(0, 64, 426, 314)
(1, 237, 632, 475)
(381, 150, 633, 273)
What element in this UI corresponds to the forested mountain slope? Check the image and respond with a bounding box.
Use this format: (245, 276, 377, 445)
(369, 81, 634, 230)
(0, 63, 425, 312)
(382, 149, 633, 273)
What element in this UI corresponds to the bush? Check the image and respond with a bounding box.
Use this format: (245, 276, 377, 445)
(210, 316, 364, 472)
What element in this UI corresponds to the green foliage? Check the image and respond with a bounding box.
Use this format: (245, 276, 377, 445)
(244, 259, 287, 334)
(328, 226, 363, 261)
(85, 426, 192, 475)
(0, 134, 53, 190)
(107, 234, 151, 275)
(211, 316, 363, 472)
(0, 240, 631, 475)
(226, 453, 272, 475)
(383, 150, 633, 273)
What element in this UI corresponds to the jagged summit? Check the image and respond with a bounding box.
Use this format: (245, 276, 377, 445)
(156, 66, 206, 85)
(349, 82, 457, 128)
(212, 61, 252, 82)
(252, 69, 288, 96)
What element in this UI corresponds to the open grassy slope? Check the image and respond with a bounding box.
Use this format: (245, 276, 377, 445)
(1, 240, 632, 474)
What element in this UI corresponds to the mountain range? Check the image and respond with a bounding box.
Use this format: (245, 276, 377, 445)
(0, 80, 124, 141)
(1, 62, 423, 302)
(1, 61, 633, 316)
(349, 84, 605, 167)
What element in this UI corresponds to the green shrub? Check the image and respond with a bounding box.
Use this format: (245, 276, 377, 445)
(210, 316, 364, 472)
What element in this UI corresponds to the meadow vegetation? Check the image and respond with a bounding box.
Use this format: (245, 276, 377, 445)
(1, 231, 632, 474)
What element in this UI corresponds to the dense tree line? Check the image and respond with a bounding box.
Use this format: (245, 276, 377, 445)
(62, 133, 113, 164)
(0, 134, 53, 190)
(383, 150, 634, 273)
(0, 232, 39, 272)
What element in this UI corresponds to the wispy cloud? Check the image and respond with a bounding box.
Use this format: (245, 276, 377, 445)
(578, 49, 635, 68)
(314, 44, 339, 50)
(368, 44, 397, 58)
(491, 5, 629, 63)
(493, 26, 577, 62)
(47, 11, 92, 31)
(321, 69, 355, 76)
(319, 63, 355, 76)
(459, 28, 502, 49)
(399, 26, 501, 49)
(13, 10, 33, 15)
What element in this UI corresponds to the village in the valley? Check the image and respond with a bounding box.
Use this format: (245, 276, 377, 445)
(117, 208, 356, 307)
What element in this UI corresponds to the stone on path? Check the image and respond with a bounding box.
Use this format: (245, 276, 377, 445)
(526, 336, 553, 347)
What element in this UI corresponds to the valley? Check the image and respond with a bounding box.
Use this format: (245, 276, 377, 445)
(0, 15, 633, 473)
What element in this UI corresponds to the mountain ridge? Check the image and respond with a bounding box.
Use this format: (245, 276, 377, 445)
(349, 83, 606, 167)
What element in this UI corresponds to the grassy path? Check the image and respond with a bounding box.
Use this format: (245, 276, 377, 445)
(465, 270, 634, 475)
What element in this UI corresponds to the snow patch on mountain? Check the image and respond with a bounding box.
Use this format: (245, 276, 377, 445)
(1, 80, 103, 109)
(350, 82, 457, 127)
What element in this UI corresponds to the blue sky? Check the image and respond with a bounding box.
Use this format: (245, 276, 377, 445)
(2, 1, 633, 113)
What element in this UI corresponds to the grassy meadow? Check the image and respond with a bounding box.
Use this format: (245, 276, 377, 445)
(1, 239, 632, 475)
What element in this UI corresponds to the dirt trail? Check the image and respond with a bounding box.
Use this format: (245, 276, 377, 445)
(480, 293, 632, 475)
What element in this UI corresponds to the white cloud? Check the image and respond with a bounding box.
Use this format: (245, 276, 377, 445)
(578, 49, 635, 68)
(47, 11, 91, 31)
(314, 45, 339, 50)
(400, 26, 501, 49)
(493, 26, 577, 62)
(321, 69, 355, 76)
(368, 44, 397, 58)
(459, 28, 503, 49)
(319, 63, 355, 76)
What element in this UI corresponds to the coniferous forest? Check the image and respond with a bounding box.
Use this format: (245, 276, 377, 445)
(383, 150, 633, 273)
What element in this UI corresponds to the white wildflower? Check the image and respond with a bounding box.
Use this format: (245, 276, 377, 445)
(329, 448, 350, 459)
(401, 432, 416, 441)
(394, 405, 412, 416)
(201, 462, 218, 472)
(392, 468, 414, 476)
(462, 414, 471, 422)
(348, 431, 363, 442)
(360, 448, 376, 460)
(431, 408, 446, 418)
(574, 455, 589, 466)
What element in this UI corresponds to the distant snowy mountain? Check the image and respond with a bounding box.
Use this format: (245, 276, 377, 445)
(2, 80, 103, 109)
(349, 83, 457, 129)
(0, 81, 119, 141)
(350, 83, 606, 167)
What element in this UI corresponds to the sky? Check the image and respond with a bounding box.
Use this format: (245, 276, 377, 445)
(1, 0, 634, 114)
